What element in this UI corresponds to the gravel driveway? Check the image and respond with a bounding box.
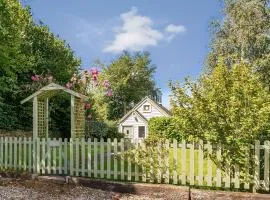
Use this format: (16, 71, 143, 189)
(0, 180, 174, 200)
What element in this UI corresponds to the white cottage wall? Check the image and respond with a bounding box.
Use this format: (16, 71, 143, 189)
(119, 113, 147, 140)
(137, 101, 165, 120)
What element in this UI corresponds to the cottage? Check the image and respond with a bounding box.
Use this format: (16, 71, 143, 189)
(118, 96, 171, 141)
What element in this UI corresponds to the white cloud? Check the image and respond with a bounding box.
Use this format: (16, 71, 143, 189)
(165, 24, 187, 42)
(103, 7, 164, 53)
(104, 7, 186, 53)
(165, 24, 186, 34)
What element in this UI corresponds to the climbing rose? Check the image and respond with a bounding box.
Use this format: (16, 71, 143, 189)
(65, 82, 72, 89)
(106, 89, 112, 97)
(103, 80, 110, 88)
(85, 103, 91, 110)
(31, 75, 40, 82)
(90, 68, 99, 81)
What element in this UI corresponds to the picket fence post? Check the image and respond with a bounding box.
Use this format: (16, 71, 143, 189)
(253, 140, 260, 193)
(264, 140, 270, 191)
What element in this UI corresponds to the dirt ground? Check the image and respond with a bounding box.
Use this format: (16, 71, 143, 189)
(0, 179, 186, 200)
(0, 177, 270, 200)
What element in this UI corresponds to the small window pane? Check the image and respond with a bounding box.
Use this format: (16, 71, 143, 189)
(143, 105, 151, 112)
(138, 126, 145, 138)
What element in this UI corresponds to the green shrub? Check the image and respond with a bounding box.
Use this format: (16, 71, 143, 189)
(85, 120, 124, 140)
(121, 135, 168, 183)
(148, 117, 185, 141)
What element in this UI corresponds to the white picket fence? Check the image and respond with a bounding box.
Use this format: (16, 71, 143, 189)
(0, 137, 268, 192)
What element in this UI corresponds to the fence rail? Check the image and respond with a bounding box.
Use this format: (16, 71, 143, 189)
(0, 137, 268, 192)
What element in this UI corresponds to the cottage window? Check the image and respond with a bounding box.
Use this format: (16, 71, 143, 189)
(138, 126, 145, 138)
(122, 126, 133, 138)
(143, 105, 151, 112)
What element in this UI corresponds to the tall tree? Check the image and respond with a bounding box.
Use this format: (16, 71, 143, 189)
(0, 0, 80, 131)
(100, 52, 156, 120)
(206, 0, 270, 87)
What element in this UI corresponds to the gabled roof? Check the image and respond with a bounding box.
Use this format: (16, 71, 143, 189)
(21, 83, 88, 104)
(119, 96, 172, 124)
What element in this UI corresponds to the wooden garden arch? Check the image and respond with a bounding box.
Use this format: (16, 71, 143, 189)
(21, 83, 88, 139)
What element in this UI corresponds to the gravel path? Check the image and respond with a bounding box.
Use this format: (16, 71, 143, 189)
(0, 180, 169, 200)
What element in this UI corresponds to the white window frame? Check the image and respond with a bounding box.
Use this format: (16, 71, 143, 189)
(143, 104, 151, 113)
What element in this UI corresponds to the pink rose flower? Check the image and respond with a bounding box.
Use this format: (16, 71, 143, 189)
(103, 80, 110, 88)
(65, 82, 72, 89)
(31, 75, 40, 82)
(85, 103, 91, 110)
(106, 89, 112, 97)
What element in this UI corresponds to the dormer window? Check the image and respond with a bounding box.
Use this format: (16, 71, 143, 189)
(143, 104, 151, 112)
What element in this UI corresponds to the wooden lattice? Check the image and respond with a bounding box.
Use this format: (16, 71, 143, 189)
(37, 100, 47, 137)
(73, 98, 85, 138)
(21, 83, 88, 139)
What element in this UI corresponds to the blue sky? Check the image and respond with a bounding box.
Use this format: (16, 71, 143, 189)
(22, 0, 222, 107)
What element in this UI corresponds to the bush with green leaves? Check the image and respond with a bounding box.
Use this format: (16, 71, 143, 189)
(148, 117, 185, 141)
(170, 59, 270, 179)
(85, 120, 123, 139)
(122, 135, 169, 183)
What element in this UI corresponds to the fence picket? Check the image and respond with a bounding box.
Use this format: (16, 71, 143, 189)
(157, 141, 162, 184)
(107, 138, 111, 179)
(23, 137, 27, 171)
(28, 138, 32, 172)
(165, 139, 170, 184)
(4, 137, 8, 168)
(141, 142, 146, 182)
(216, 144, 222, 188)
(14, 137, 17, 169)
(36, 138, 40, 174)
(173, 139, 178, 184)
(64, 138, 68, 175)
(264, 141, 270, 191)
(254, 140, 260, 192)
(18, 137, 22, 169)
(70, 138, 73, 176)
(181, 140, 186, 185)
(59, 138, 62, 175)
(127, 141, 132, 181)
(81, 138, 85, 177)
(190, 141, 195, 186)
(120, 138, 124, 180)
(94, 138, 98, 178)
(0, 137, 3, 167)
(41, 138, 46, 174)
(225, 164, 230, 188)
(47, 138, 51, 174)
(134, 139, 139, 182)
(87, 138, 91, 177)
(75, 138, 79, 176)
(207, 142, 212, 187)
(9, 137, 12, 168)
(100, 138, 105, 178)
(234, 165, 240, 189)
(113, 138, 118, 180)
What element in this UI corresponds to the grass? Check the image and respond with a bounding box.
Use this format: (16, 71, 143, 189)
(1, 141, 218, 183)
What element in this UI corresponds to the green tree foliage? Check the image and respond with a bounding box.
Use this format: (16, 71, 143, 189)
(170, 60, 270, 177)
(206, 0, 270, 87)
(148, 117, 184, 141)
(100, 52, 156, 120)
(0, 0, 80, 131)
